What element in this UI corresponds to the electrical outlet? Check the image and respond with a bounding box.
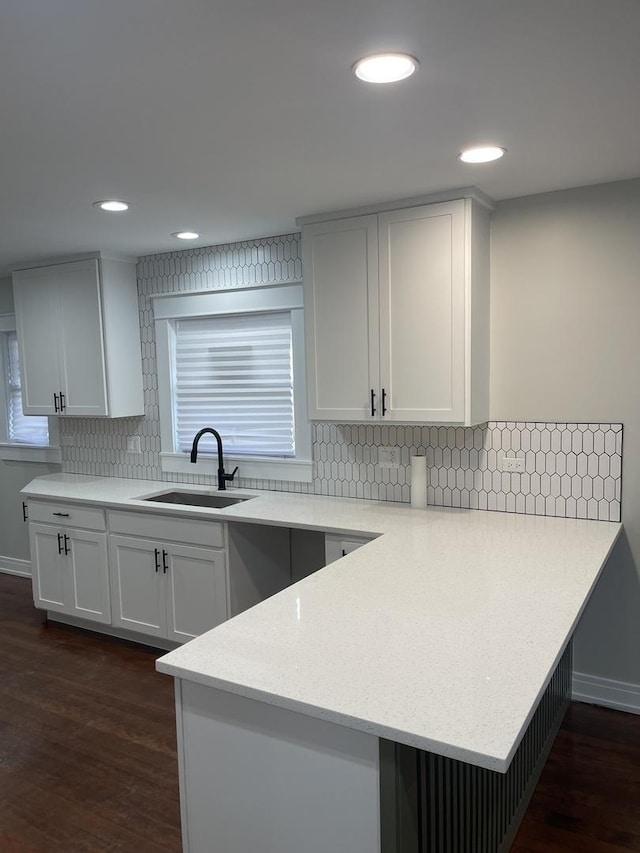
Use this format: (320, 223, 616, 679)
(378, 447, 401, 469)
(127, 436, 142, 454)
(500, 455, 525, 472)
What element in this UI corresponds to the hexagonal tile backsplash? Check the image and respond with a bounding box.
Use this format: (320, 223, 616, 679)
(58, 233, 623, 523)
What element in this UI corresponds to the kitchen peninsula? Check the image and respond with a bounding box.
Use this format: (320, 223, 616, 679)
(22, 474, 621, 852)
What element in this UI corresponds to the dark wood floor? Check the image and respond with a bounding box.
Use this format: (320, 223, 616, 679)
(0, 574, 181, 852)
(1, 573, 639, 852)
(512, 697, 640, 852)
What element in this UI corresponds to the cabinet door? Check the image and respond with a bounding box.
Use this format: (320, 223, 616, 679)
(109, 536, 165, 637)
(303, 216, 379, 420)
(12, 267, 61, 415)
(66, 529, 110, 624)
(165, 544, 228, 644)
(56, 260, 109, 416)
(379, 202, 466, 423)
(30, 523, 66, 612)
(324, 534, 372, 565)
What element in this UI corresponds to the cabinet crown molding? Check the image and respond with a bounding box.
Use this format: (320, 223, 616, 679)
(9, 250, 137, 273)
(296, 186, 495, 227)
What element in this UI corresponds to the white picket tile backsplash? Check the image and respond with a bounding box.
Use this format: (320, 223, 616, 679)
(58, 234, 623, 523)
(311, 422, 622, 521)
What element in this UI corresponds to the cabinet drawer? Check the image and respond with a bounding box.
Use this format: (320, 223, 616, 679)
(28, 500, 106, 531)
(108, 511, 225, 549)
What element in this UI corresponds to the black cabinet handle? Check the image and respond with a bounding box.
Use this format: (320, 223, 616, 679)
(57, 533, 63, 555)
(54, 393, 59, 413)
(59, 392, 66, 413)
(63, 534, 70, 556)
(154, 548, 160, 573)
(22, 502, 28, 522)
(370, 389, 376, 417)
(162, 549, 168, 574)
(52, 512, 70, 517)
(381, 388, 387, 417)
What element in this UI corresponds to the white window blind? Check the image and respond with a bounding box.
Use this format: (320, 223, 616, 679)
(5, 332, 49, 445)
(174, 312, 295, 457)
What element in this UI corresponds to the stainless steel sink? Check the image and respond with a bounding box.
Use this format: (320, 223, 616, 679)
(142, 490, 253, 509)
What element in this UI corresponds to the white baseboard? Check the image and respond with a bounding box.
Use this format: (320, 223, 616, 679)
(573, 671, 640, 715)
(0, 556, 31, 577)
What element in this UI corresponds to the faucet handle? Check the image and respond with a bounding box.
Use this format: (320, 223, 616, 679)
(224, 466, 239, 482)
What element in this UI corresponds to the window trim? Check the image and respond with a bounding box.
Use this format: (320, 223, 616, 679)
(0, 314, 61, 463)
(154, 284, 312, 483)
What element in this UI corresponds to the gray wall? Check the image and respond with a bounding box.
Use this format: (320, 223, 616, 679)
(491, 178, 640, 685)
(0, 276, 13, 313)
(0, 277, 60, 565)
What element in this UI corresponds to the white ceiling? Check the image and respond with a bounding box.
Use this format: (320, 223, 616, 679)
(1, 0, 639, 275)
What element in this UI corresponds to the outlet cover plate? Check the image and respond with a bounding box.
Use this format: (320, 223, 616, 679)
(500, 455, 525, 472)
(378, 447, 401, 469)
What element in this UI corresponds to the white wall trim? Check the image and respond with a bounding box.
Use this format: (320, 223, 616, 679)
(0, 443, 62, 463)
(572, 671, 640, 715)
(152, 282, 303, 319)
(0, 556, 31, 577)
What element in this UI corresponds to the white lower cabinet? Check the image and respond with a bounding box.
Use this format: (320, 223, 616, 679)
(108, 536, 166, 638)
(29, 503, 111, 624)
(108, 511, 228, 644)
(109, 536, 227, 642)
(325, 533, 373, 565)
(176, 681, 381, 853)
(166, 544, 227, 642)
(27, 495, 379, 648)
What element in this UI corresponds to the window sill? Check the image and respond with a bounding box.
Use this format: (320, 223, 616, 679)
(0, 443, 62, 464)
(160, 452, 313, 483)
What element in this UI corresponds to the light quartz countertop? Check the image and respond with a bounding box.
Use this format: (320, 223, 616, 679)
(23, 473, 622, 771)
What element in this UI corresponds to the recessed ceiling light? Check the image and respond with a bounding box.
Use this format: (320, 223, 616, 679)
(458, 146, 506, 164)
(93, 200, 130, 212)
(353, 53, 418, 84)
(172, 231, 200, 240)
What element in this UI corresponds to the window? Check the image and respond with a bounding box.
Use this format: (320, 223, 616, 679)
(4, 331, 49, 445)
(174, 312, 295, 457)
(154, 284, 311, 482)
(0, 316, 60, 462)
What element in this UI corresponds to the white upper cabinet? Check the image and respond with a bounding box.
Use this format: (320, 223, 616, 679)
(302, 197, 491, 425)
(303, 215, 379, 421)
(12, 255, 144, 417)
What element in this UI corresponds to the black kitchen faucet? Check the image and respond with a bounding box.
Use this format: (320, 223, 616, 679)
(190, 427, 238, 490)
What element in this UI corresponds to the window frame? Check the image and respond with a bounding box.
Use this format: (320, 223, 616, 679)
(154, 284, 312, 483)
(0, 314, 61, 463)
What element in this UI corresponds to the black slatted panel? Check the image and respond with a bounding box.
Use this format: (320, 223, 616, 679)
(392, 641, 572, 853)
